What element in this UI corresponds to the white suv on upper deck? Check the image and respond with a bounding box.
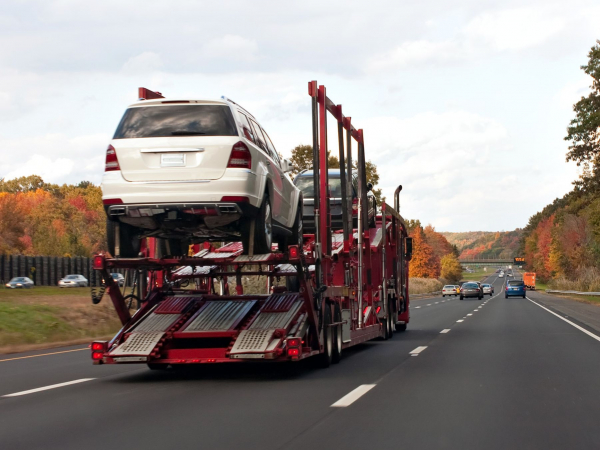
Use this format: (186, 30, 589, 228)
(101, 94, 302, 256)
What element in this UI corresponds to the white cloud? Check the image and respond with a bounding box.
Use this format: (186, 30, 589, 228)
(121, 52, 163, 74)
(201, 35, 259, 62)
(463, 8, 564, 52)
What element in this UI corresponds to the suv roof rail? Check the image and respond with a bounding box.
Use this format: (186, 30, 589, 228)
(221, 96, 257, 120)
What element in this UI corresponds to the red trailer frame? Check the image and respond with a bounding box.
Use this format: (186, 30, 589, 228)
(90, 83, 412, 368)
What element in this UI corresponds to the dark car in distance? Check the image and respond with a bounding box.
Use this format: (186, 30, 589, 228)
(505, 279, 526, 298)
(460, 282, 483, 300)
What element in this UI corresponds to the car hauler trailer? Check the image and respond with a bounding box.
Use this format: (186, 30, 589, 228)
(90, 82, 413, 368)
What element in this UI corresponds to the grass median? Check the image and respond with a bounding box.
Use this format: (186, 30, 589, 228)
(0, 286, 122, 354)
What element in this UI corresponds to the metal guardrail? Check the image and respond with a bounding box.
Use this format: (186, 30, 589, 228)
(546, 290, 600, 297)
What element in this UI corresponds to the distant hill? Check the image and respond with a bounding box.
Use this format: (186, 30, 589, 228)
(442, 230, 523, 260)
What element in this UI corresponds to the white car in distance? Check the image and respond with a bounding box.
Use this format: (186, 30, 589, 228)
(101, 93, 303, 256)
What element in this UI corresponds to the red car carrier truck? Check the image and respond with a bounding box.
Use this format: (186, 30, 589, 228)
(90, 82, 413, 369)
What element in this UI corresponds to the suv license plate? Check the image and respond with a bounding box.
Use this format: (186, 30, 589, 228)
(161, 153, 185, 167)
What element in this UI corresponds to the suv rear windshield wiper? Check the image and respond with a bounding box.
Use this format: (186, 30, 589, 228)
(170, 131, 206, 136)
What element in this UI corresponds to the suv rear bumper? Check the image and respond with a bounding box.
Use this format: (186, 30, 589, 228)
(101, 170, 262, 208)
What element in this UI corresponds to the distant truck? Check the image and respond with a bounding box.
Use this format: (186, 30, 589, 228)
(523, 272, 536, 290)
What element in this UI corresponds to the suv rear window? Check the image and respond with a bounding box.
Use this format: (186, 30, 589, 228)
(113, 105, 238, 139)
(508, 280, 524, 286)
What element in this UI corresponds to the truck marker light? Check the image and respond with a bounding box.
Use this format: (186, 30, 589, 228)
(91, 343, 104, 351)
(376, 306, 381, 314)
(92, 352, 103, 361)
(287, 348, 300, 357)
(92, 255, 105, 270)
(288, 246, 300, 259)
(287, 338, 301, 347)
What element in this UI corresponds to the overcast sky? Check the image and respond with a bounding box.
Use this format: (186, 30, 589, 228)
(1, 0, 598, 231)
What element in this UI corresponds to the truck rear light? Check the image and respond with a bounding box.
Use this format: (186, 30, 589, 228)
(221, 196, 249, 203)
(227, 141, 252, 169)
(91, 342, 105, 351)
(287, 347, 300, 357)
(92, 351, 104, 361)
(287, 337, 301, 348)
(93, 255, 105, 270)
(105, 145, 120, 171)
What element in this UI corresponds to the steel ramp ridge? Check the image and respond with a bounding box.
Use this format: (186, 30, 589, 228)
(110, 331, 165, 357)
(179, 300, 257, 333)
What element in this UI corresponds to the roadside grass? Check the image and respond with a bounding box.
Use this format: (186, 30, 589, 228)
(409, 278, 443, 295)
(0, 286, 122, 353)
(461, 270, 493, 281)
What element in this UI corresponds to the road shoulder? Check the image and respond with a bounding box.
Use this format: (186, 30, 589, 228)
(528, 290, 600, 333)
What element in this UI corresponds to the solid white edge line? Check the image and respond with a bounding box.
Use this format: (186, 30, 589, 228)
(3, 378, 95, 397)
(527, 297, 600, 343)
(409, 346, 427, 355)
(331, 384, 377, 407)
(440, 329, 451, 333)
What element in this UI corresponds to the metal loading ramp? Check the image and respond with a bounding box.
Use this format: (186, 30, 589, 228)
(230, 294, 302, 356)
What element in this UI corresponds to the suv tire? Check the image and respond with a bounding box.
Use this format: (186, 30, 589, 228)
(252, 193, 273, 254)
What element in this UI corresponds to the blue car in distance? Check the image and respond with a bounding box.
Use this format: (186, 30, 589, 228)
(505, 279, 526, 298)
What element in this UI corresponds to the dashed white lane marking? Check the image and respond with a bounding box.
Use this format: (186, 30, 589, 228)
(409, 346, 428, 356)
(440, 329, 451, 334)
(415, 306, 421, 309)
(426, 304, 432, 306)
(457, 319, 464, 322)
(331, 384, 377, 407)
(3, 378, 95, 397)
(527, 297, 600, 343)
(473, 310, 478, 312)
(467, 314, 473, 316)
(435, 302, 439, 304)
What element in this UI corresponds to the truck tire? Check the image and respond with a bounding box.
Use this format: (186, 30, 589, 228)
(147, 363, 169, 370)
(388, 300, 395, 339)
(106, 219, 141, 258)
(332, 305, 342, 364)
(395, 323, 407, 332)
(316, 305, 333, 368)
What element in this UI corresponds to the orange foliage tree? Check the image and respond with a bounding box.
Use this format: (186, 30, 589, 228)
(409, 227, 440, 278)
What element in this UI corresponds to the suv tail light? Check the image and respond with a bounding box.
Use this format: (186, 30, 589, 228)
(105, 145, 120, 171)
(227, 141, 252, 169)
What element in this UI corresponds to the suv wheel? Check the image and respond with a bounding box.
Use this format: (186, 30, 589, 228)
(242, 193, 272, 254)
(106, 219, 141, 258)
(290, 198, 303, 249)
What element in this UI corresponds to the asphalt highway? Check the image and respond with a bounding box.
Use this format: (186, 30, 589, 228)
(2, 273, 600, 449)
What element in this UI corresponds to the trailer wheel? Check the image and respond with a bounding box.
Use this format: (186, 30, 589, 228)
(332, 305, 342, 364)
(106, 219, 141, 258)
(395, 323, 407, 332)
(316, 305, 333, 368)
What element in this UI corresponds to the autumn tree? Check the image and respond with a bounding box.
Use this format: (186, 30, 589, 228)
(440, 253, 462, 282)
(565, 40, 600, 191)
(0, 193, 26, 254)
(409, 227, 440, 278)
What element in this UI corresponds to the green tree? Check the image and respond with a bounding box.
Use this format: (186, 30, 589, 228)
(565, 40, 600, 191)
(440, 253, 462, 282)
(0, 175, 46, 193)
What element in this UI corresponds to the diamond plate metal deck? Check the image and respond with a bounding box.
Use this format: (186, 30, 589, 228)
(133, 313, 180, 332)
(110, 331, 164, 356)
(229, 329, 275, 354)
(262, 293, 299, 312)
(154, 296, 196, 314)
(182, 300, 255, 332)
(249, 301, 302, 330)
